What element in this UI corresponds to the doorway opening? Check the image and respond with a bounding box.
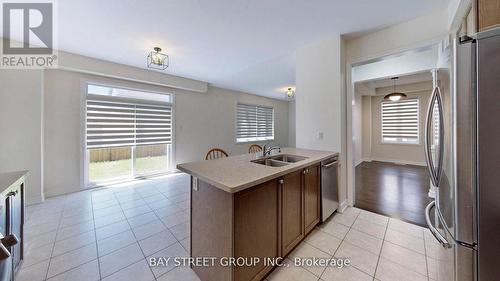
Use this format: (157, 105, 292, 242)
(348, 46, 440, 226)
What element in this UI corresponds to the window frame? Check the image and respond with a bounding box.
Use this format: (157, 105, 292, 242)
(81, 80, 176, 187)
(235, 102, 275, 144)
(380, 97, 420, 145)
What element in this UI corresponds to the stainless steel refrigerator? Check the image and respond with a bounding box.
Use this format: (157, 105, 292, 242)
(424, 28, 500, 281)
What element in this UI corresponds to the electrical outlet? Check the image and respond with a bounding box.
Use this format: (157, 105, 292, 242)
(318, 132, 324, 140)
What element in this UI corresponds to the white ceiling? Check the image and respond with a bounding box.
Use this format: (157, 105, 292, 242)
(48, 0, 447, 99)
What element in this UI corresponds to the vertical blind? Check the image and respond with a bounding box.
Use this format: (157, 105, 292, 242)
(86, 96, 172, 149)
(381, 98, 419, 144)
(236, 103, 274, 142)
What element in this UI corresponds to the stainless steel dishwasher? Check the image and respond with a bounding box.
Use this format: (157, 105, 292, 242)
(320, 157, 339, 222)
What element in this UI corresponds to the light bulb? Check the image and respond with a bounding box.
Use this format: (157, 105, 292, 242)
(152, 54, 162, 65)
(389, 95, 401, 101)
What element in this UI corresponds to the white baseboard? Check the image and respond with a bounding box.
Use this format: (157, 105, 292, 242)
(361, 157, 426, 167)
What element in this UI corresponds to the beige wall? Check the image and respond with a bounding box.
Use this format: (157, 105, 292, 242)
(43, 69, 289, 197)
(174, 85, 289, 165)
(361, 90, 431, 165)
(0, 70, 44, 204)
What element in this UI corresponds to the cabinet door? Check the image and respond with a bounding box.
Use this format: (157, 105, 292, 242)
(478, 0, 500, 31)
(8, 184, 23, 273)
(234, 179, 279, 281)
(281, 170, 303, 256)
(304, 164, 320, 234)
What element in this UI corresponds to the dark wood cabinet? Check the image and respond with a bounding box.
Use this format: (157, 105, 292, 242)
(191, 163, 323, 281)
(303, 164, 320, 235)
(0, 172, 26, 281)
(280, 170, 303, 256)
(234, 179, 280, 281)
(280, 163, 321, 256)
(478, 0, 500, 31)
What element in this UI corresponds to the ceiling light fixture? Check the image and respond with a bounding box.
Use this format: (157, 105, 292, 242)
(147, 47, 169, 70)
(384, 77, 407, 101)
(286, 87, 295, 99)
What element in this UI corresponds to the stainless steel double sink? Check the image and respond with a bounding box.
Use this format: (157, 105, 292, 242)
(251, 154, 308, 167)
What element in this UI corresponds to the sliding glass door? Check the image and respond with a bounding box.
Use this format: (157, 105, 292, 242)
(86, 84, 173, 185)
(134, 143, 171, 176)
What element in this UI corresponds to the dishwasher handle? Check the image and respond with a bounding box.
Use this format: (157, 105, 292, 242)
(322, 160, 338, 168)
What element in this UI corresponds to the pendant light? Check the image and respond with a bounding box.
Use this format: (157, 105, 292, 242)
(384, 77, 407, 101)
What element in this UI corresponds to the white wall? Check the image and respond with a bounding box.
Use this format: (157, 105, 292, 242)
(352, 92, 362, 166)
(0, 70, 44, 204)
(295, 36, 342, 151)
(361, 96, 372, 160)
(295, 36, 346, 207)
(351, 47, 438, 83)
(346, 10, 449, 64)
(448, 0, 473, 32)
(288, 101, 296, 147)
(43, 69, 289, 197)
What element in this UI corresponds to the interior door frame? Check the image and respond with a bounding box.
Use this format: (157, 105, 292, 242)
(344, 40, 443, 207)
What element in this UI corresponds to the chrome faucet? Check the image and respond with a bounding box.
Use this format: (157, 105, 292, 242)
(263, 143, 281, 156)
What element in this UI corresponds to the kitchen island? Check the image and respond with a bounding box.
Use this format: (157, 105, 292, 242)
(177, 148, 338, 281)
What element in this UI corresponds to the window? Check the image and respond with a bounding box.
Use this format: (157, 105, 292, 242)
(381, 98, 419, 144)
(86, 84, 173, 183)
(236, 103, 274, 143)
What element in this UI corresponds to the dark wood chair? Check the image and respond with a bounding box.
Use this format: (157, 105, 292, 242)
(205, 148, 229, 160)
(248, 144, 263, 153)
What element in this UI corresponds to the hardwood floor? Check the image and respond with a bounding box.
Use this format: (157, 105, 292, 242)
(355, 161, 432, 227)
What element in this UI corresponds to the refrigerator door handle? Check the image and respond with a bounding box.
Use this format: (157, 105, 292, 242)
(424, 86, 439, 187)
(434, 87, 445, 185)
(425, 201, 451, 248)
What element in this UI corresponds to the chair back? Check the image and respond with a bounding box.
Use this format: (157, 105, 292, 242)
(248, 144, 263, 154)
(205, 148, 229, 160)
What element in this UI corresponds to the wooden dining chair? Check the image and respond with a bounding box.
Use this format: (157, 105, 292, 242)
(205, 148, 229, 160)
(248, 144, 263, 154)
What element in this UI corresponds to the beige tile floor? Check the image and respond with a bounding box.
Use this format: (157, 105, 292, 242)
(18, 173, 439, 281)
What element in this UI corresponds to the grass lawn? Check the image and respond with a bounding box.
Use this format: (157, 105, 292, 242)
(89, 156, 169, 182)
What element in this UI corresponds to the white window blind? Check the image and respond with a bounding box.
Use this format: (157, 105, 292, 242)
(86, 96, 172, 149)
(381, 98, 419, 144)
(236, 103, 274, 143)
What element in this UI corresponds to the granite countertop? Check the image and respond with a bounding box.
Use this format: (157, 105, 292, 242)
(0, 171, 28, 193)
(177, 147, 338, 193)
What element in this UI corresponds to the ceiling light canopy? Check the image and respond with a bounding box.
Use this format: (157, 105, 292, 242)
(384, 77, 407, 102)
(147, 47, 169, 70)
